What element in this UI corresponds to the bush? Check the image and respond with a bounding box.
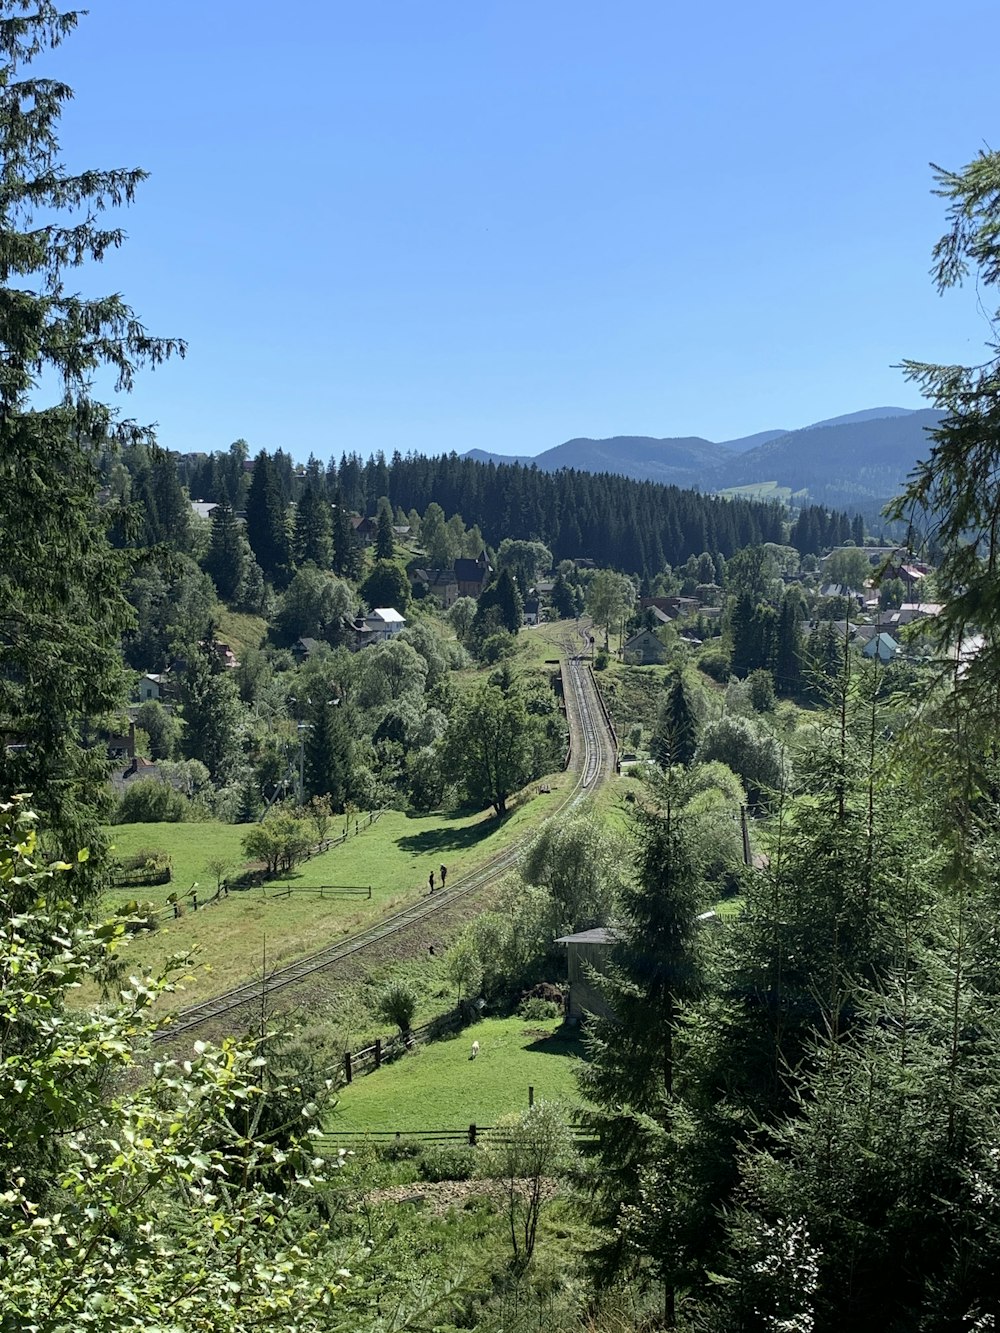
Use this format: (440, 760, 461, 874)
(518, 996, 561, 1021)
(418, 1143, 478, 1183)
(376, 1135, 424, 1163)
(114, 780, 189, 824)
(377, 981, 418, 1036)
(594, 648, 610, 670)
(698, 645, 732, 683)
(747, 667, 776, 713)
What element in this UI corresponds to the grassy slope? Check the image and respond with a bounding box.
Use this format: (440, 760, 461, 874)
(106, 792, 566, 1002)
(327, 1015, 585, 1132)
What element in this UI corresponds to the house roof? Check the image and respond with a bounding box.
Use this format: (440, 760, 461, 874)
(863, 632, 900, 656)
(294, 637, 321, 654)
(454, 557, 489, 582)
(555, 927, 618, 945)
(371, 607, 405, 623)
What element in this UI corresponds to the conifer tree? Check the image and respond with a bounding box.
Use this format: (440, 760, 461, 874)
(293, 480, 332, 568)
(303, 698, 353, 810)
(245, 451, 291, 584)
(330, 486, 361, 579)
(375, 498, 395, 560)
(0, 3, 184, 878)
(652, 669, 700, 768)
(203, 503, 247, 600)
(579, 774, 708, 1313)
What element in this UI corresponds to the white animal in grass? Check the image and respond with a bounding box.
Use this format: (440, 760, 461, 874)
(470, 1040, 480, 1061)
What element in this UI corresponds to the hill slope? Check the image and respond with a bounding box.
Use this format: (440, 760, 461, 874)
(459, 407, 937, 513)
(711, 409, 940, 511)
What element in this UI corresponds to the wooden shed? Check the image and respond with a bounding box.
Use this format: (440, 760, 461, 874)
(555, 927, 619, 1023)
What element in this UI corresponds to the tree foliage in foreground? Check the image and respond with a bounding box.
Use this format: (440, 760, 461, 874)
(0, 3, 183, 884)
(0, 798, 347, 1331)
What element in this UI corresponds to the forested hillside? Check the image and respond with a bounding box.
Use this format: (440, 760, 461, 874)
(178, 446, 793, 578)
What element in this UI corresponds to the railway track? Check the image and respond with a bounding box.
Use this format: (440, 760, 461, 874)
(153, 651, 617, 1042)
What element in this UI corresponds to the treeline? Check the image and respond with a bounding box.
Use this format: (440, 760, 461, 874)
(170, 444, 857, 575)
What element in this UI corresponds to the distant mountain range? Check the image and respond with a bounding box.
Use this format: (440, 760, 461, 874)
(463, 406, 940, 515)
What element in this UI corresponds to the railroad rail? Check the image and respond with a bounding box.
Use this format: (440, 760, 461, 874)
(153, 651, 617, 1042)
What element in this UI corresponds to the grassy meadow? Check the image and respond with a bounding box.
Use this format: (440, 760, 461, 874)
(325, 1015, 585, 1134)
(105, 789, 569, 1003)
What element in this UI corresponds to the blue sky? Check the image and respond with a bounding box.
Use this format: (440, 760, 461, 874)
(46, 1, 1000, 459)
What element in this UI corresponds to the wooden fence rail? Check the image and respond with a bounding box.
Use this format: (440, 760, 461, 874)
(315, 1122, 598, 1149)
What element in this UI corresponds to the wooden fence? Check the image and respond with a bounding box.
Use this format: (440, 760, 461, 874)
(315, 1118, 597, 1150)
(342, 1007, 467, 1083)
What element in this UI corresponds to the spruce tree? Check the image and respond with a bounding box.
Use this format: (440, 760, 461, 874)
(245, 451, 291, 584)
(0, 4, 183, 880)
(303, 698, 353, 810)
(330, 486, 361, 579)
(293, 480, 332, 568)
(578, 774, 708, 1311)
(651, 669, 700, 767)
(204, 503, 247, 601)
(375, 500, 395, 560)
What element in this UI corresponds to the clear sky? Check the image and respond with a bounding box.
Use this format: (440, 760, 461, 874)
(45, 1, 1000, 459)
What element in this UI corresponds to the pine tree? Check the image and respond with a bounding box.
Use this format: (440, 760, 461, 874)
(293, 481, 332, 568)
(303, 698, 353, 811)
(204, 503, 247, 601)
(579, 774, 708, 1311)
(375, 500, 395, 560)
(0, 5, 183, 880)
(652, 669, 700, 767)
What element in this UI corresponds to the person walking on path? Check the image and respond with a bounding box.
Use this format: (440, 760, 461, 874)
(440, 864, 448, 888)
(428, 869, 435, 893)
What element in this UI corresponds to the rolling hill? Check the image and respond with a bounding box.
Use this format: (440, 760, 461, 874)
(460, 406, 938, 514)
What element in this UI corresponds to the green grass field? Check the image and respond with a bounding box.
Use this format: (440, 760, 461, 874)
(105, 791, 568, 1003)
(326, 1015, 585, 1133)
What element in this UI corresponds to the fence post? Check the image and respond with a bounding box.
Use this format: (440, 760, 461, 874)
(368, 885, 372, 900)
(528, 1085, 534, 1108)
(374, 1037, 381, 1069)
(468, 1123, 477, 1147)
(192, 891, 198, 911)
(344, 1051, 352, 1084)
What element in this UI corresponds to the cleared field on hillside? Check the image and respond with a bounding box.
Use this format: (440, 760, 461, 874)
(325, 1015, 585, 1133)
(105, 792, 566, 1002)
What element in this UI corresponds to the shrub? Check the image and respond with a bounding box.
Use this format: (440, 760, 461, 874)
(377, 981, 418, 1036)
(114, 780, 188, 824)
(518, 996, 561, 1021)
(377, 1136, 424, 1163)
(418, 1144, 478, 1183)
(698, 645, 732, 683)
(594, 648, 610, 670)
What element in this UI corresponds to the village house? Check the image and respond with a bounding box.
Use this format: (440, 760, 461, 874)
(863, 632, 901, 663)
(639, 595, 700, 618)
(291, 637, 322, 664)
(135, 673, 165, 702)
(454, 552, 493, 599)
(348, 607, 407, 650)
(622, 628, 669, 665)
(409, 567, 460, 608)
(350, 515, 379, 546)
